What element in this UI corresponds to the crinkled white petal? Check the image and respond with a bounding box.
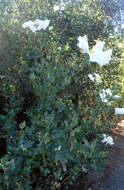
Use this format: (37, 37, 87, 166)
(92, 41, 105, 52)
(43, 19, 50, 30)
(89, 51, 105, 66)
(106, 136, 114, 145)
(89, 41, 112, 66)
(22, 19, 50, 32)
(33, 19, 42, 30)
(103, 49, 112, 64)
(99, 88, 111, 103)
(22, 21, 37, 32)
(30, 26, 37, 33)
(88, 73, 102, 83)
(89, 49, 112, 66)
(88, 74, 94, 81)
(105, 88, 111, 95)
(99, 92, 108, 103)
(22, 20, 33, 28)
(102, 135, 114, 145)
(34, 19, 50, 30)
(77, 35, 89, 54)
(77, 36, 112, 66)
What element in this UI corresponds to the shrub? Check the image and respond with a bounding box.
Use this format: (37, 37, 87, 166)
(0, 49, 117, 189)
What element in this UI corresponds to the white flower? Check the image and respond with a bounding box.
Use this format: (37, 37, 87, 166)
(22, 20, 36, 32)
(102, 134, 114, 145)
(88, 74, 94, 81)
(92, 41, 105, 52)
(107, 137, 114, 145)
(77, 35, 112, 66)
(115, 108, 124, 115)
(22, 19, 50, 32)
(77, 35, 89, 54)
(88, 73, 102, 83)
(89, 41, 112, 66)
(99, 88, 111, 103)
(33, 19, 50, 30)
(22, 20, 33, 28)
(53, 5, 60, 12)
(105, 88, 111, 95)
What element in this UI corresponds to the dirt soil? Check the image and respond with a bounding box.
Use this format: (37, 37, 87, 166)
(91, 125, 124, 190)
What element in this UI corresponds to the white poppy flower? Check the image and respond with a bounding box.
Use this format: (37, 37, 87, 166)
(33, 19, 50, 30)
(102, 134, 114, 145)
(22, 20, 36, 33)
(92, 41, 105, 52)
(77, 35, 89, 54)
(107, 136, 114, 145)
(77, 36, 112, 66)
(89, 42, 112, 66)
(99, 88, 111, 103)
(22, 19, 50, 32)
(22, 20, 33, 28)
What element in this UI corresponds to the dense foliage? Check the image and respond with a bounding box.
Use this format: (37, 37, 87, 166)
(0, 0, 122, 189)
